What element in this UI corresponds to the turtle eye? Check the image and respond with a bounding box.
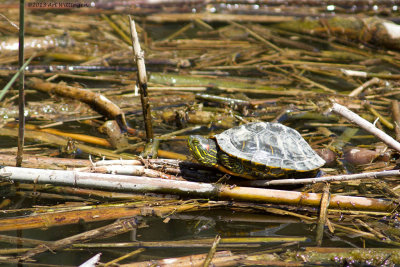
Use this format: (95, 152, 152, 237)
(191, 139, 198, 146)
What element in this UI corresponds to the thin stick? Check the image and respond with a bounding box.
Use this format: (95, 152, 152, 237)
(246, 169, 400, 187)
(16, 0, 25, 167)
(363, 101, 394, 129)
(104, 248, 145, 267)
(229, 21, 282, 52)
(0, 13, 19, 29)
(391, 100, 400, 141)
(19, 217, 139, 261)
(316, 183, 330, 247)
(145, 13, 294, 23)
(163, 22, 193, 41)
(354, 219, 388, 240)
(269, 63, 335, 93)
(128, 16, 154, 142)
(331, 102, 400, 153)
(202, 235, 221, 267)
(101, 14, 131, 44)
(74, 237, 306, 249)
(348, 77, 380, 97)
(0, 55, 34, 101)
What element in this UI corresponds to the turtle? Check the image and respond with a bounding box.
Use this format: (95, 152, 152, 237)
(187, 122, 325, 179)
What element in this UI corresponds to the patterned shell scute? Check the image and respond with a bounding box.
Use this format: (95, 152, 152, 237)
(214, 122, 325, 171)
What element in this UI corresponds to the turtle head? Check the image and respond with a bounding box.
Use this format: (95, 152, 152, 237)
(187, 135, 218, 167)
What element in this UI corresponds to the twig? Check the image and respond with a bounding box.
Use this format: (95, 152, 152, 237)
(348, 77, 380, 97)
(0, 127, 133, 159)
(101, 14, 131, 44)
(354, 219, 388, 240)
(19, 217, 139, 261)
(88, 164, 184, 180)
(203, 235, 221, 267)
(316, 183, 330, 247)
(0, 55, 34, 101)
(145, 13, 294, 23)
(331, 102, 400, 152)
(391, 100, 400, 141)
(27, 78, 128, 128)
(163, 22, 194, 41)
(74, 236, 306, 249)
(246, 169, 400, 187)
(129, 16, 154, 142)
(270, 63, 336, 93)
(0, 234, 52, 247)
(16, 0, 25, 167)
(194, 19, 213, 30)
(0, 13, 19, 29)
(363, 101, 394, 129)
(103, 248, 145, 267)
(229, 21, 282, 52)
(0, 153, 90, 169)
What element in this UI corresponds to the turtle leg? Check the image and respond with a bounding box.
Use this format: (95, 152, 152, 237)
(218, 151, 245, 174)
(216, 151, 255, 179)
(219, 152, 278, 179)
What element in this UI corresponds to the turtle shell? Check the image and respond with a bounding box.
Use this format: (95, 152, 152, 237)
(214, 122, 325, 172)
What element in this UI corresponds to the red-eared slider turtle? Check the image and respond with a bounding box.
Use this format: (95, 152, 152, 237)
(187, 122, 325, 179)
